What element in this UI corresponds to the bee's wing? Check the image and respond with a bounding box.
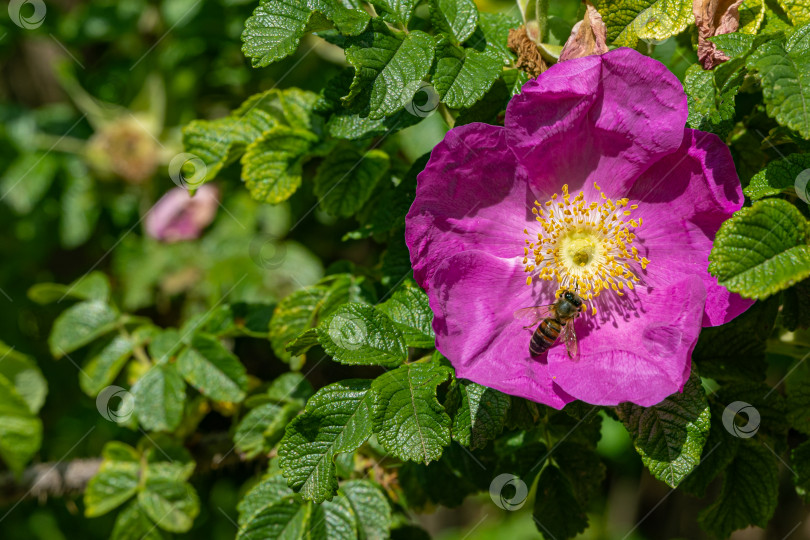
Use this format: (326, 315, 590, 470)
(561, 322, 579, 360)
(513, 305, 556, 324)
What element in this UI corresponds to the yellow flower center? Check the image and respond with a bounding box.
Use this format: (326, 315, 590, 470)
(521, 182, 650, 315)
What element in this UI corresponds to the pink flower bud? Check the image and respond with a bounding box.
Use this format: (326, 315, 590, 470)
(145, 184, 219, 242)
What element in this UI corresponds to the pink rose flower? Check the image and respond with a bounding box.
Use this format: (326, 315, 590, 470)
(145, 185, 219, 242)
(405, 48, 752, 409)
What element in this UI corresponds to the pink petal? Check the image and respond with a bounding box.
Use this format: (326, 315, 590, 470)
(546, 275, 707, 407)
(505, 48, 688, 200)
(428, 250, 574, 409)
(145, 185, 219, 242)
(406, 123, 551, 291)
(627, 129, 753, 326)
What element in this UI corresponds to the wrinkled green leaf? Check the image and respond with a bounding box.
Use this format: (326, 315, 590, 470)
(709, 198, 810, 299)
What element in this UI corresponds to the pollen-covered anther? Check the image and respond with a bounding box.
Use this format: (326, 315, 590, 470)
(521, 182, 648, 306)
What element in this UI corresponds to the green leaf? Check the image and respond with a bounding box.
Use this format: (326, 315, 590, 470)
(84, 442, 140, 518)
(693, 298, 778, 382)
(532, 465, 588, 540)
(269, 274, 370, 361)
(465, 12, 519, 63)
(48, 300, 118, 357)
(455, 77, 511, 126)
(745, 153, 810, 200)
(349, 154, 427, 239)
(111, 502, 168, 540)
(792, 440, 810, 501)
(132, 363, 186, 432)
(747, 25, 810, 138)
(592, 0, 693, 47)
(321, 495, 358, 540)
(60, 159, 99, 249)
(318, 69, 420, 141)
(314, 146, 390, 217)
(698, 441, 779, 538)
(433, 42, 502, 110)
(554, 442, 606, 506)
(739, 0, 766, 34)
(278, 379, 374, 502)
(449, 380, 510, 450)
(431, 0, 479, 43)
(242, 0, 312, 67)
(237, 472, 295, 527)
(709, 198, 810, 299)
(241, 126, 318, 204)
(0, 374, 42, 474)
(376, 279, 435, 348)
(235, 402, 300, 458)
(684, 63, 739, 139)
(286, 328, 320, 357)
(371, 363, 453, 463)
(679, 400, 741, 497)
(182, 88, 319, 182)
(266, 372, 315, 406)
(339, 480, 391, 540)
(617, 367, 710, 487)
(79, 335, 134, 397)
(242, 0, 369, 67)
(777, 0, 810, 25)
(0, 343, 47, 414)
(237, 497, 311, 540)
(344, 21, 436, 120)
(0, 152, 59, 214)
(787, 364, 810, 434)
(317, 303, 408, 367)
(29, 271, 111, 304)
(137, 477, 200, 533)
(370, 0, 416, 25)
(176, 334, 248, 403)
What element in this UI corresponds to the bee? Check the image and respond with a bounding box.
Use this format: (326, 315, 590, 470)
(513, 290, 584, 360)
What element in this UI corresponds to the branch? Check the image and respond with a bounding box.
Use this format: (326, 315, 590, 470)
(0, 459, 101, 507)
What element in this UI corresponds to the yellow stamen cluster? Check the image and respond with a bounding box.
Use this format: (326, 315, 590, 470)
(522, 182, 650, 315)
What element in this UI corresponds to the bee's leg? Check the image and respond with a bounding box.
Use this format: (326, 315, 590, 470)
(523, 325, 534, 330)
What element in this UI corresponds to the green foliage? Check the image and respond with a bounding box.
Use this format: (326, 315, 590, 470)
(592, 0, 693, 47)
(744, 152, 810, 200)
(11, 0, 810, 537)
(317, 303, 408, 367)
(278, 380, 374, 502)
(85, 439, 199, 534)
(314, 146, 390, 217)
(343, 22, 436, 120)
(533, 466, 588, 540)
(747, 23, 810, 138)
(0, 345, 45, 474)
(698, 441, 779, 538)
(372, 362, 453, 463)
(618, 367, 710, 487)
(709, 198, 810, 299)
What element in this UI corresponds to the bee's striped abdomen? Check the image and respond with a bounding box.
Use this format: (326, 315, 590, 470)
(530, 319, 561, 356)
